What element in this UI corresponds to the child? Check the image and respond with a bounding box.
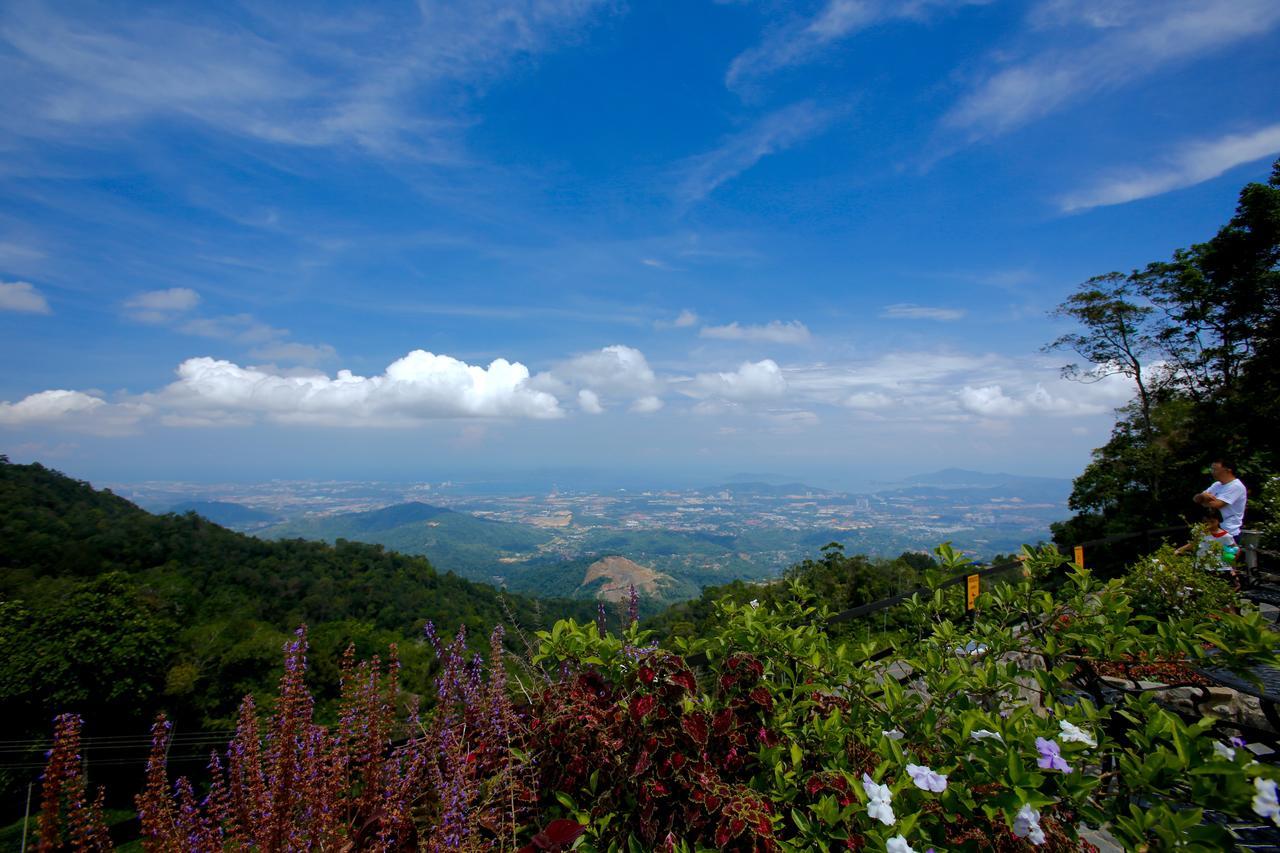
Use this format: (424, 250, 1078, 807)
(1177, 507, 1239, 579)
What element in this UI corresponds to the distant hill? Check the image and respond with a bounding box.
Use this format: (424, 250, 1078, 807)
(168, 500, 278, 528)
(260, 502, 554, 579)
(902, 468, 1070, 489)
(888, 469, 1071, 503)
(700, 481, 830, 497)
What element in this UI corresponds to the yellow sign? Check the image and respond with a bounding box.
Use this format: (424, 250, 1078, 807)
(1073, 545, 1085, 569)
(966, 574, 980, 610)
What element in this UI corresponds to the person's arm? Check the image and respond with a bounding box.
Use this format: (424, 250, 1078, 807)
(1201, 494, 1228, 509)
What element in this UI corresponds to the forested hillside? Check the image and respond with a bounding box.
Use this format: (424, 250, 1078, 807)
(0, 458, 597, 811)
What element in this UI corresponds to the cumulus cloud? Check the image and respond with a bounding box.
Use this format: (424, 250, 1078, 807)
(578, 388, 604, 414)
(541, 344, 664, 411)
(0, 389, 147, 435)
(630, 395, 664, 414)
(1060, 123, 1280, 211)
(0, 281, 52, 314)
(124, 287, 201, 323)
(958, 381, 1119, 417)
(150, 351, 563, 425)
(881, 303, 966, 321)
(692, 359, 788, 403)
(700, 320, 811, 345)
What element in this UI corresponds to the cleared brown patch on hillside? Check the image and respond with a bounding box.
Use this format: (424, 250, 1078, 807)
(582, 555, 665, 601)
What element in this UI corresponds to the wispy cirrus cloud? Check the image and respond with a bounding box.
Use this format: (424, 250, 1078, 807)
(881, 303, 966, 321)
(673, 101, 835, 204)
(943, 0, 1280, 141)
(0, 0, 611, 156)
(726, 0, 991, 91)
(1060, 124, 1280, 211)
(700, 320, 812, 345)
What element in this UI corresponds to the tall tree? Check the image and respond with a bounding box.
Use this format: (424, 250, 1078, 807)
(1049, 159, 1280, 548)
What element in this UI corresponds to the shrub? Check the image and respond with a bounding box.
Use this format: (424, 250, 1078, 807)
(1122, 544, 1237, 621)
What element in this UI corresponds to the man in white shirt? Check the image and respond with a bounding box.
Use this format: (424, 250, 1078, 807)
(1193, 457, 1247, 538)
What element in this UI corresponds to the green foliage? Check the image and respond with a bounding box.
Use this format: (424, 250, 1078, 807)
(531, 545, 1280, 851)
(1122, 544, 1238, 622)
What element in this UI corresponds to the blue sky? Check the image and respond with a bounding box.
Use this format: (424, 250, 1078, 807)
(2, 0, 1279, 488)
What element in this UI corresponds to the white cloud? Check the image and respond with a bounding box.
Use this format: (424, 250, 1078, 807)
(0, 389, 104, 423)
(959, 384, 1026, 416)
(0, 281, 51, 314)
(881, 303, 966, 321)
(179, 313, 289, 345)
(1060, 124, 1280, 211)
(578, 388, 604, 414)
(674, 101, 834, 204)
(958, 380, 1122, 418)
(121, 289, 333, 366)
(692, 359, 788, 403)
(0, 1, 611, 156)
(248, 341, 338, 366)
(654, 308, 699, 330)
(0, 389, 147, 435)
(630, 395, 664, 414)
(552, 345, 660, 399)
(123, 287, 201, 323)
(944, 0, 1280, 140)
(726, 0, 991, 90)
(700, 320, 811, 345)
(844, 391, 894, 409)
(150, 351, 564, 425)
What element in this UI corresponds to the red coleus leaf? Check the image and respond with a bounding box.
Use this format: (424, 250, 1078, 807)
(715, 823, 732, 848)
(670, 670, 697, 693)
(681, 712, 709, 745)
(517, 819, 587, 852)
(749, 687, 773, 709)
(713, 709, 734, 735)
(630, 694, 656, 721)
(638, 666, 657, 684)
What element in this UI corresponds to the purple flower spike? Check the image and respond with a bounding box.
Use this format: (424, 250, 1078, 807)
(1036, 736, 1072, 773)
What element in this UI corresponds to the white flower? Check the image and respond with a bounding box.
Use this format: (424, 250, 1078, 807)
(886, 835, 916, 853)
(970, 729, 1004, 744)
(905, 763, 948, 793)
(882, 728, 905, 741)
(1214, 741, 1237, 761)
(1254, 778, 1280, 826)
(1058, 719, 1097, 747)
(861, 773, 895, 826)
(749, 598, 759, 608)
(1013, 803, 1046, 846)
